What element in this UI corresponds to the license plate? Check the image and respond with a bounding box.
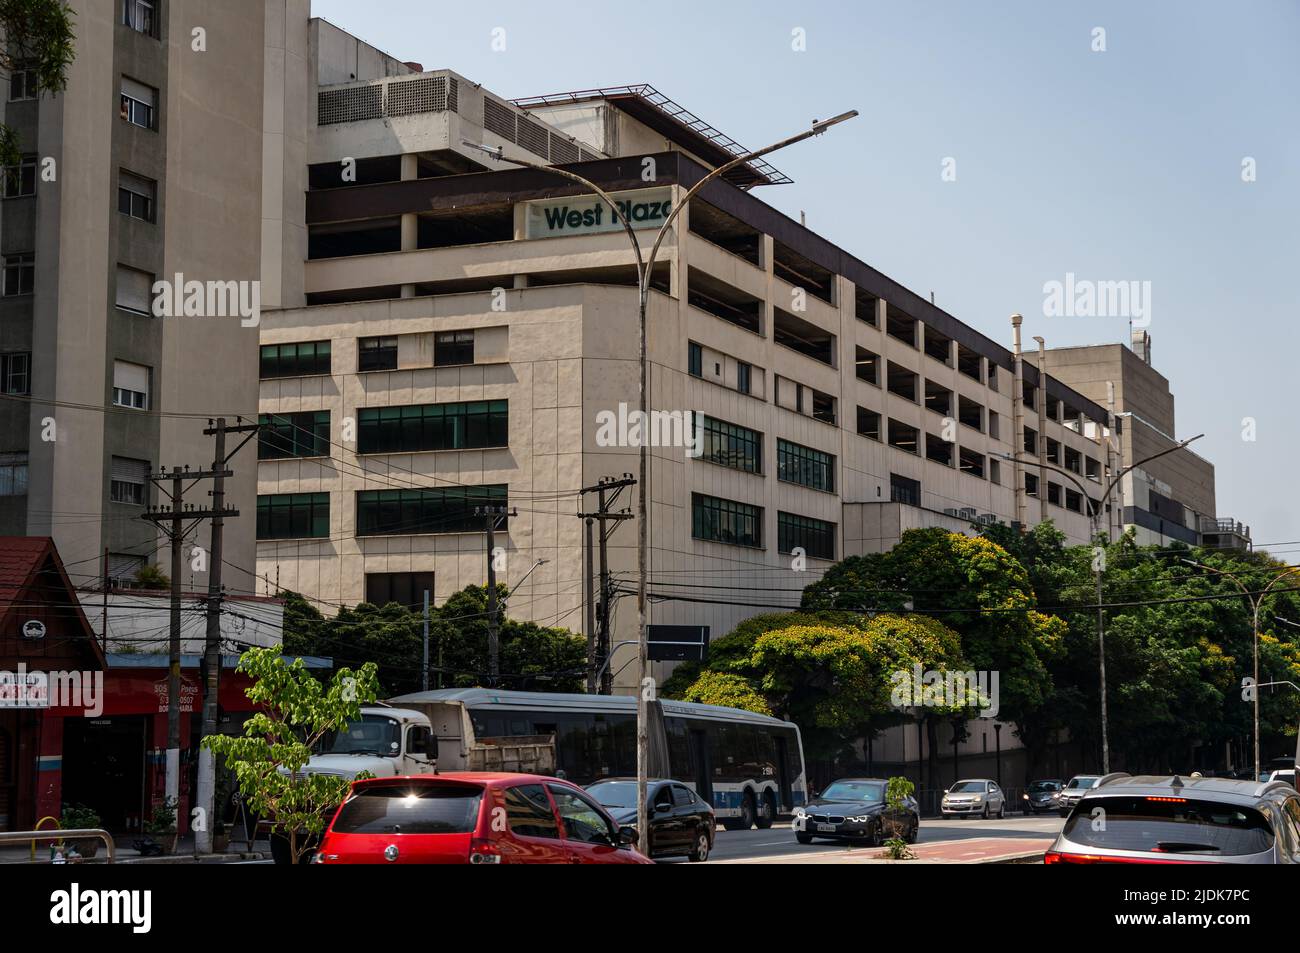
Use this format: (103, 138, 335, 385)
(816, 823, 837, 832)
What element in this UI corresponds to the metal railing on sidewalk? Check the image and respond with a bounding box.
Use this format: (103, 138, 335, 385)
(0, 828, 116, 863)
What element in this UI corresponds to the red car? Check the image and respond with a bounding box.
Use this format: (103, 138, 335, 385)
(313, 772, 654, 864)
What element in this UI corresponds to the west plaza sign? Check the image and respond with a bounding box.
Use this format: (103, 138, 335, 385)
(524, 187, 673, 239)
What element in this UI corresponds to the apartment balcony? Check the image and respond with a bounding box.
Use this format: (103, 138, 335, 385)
(1200, 516, 1252, 551)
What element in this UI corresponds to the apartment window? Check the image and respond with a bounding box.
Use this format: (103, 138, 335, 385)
(120, 77, 157, 129)
(1023, 426, 1037, 455)
(811, 389, 837, 425)
(109, 456, 149, 505)
(1085, 456, 1101, 482)
(257, 493, 331, 540)
(0, 452, 28, 497)
(691, 493, 762, 549)
(118, 170, 156, 222)
(260, 341, 331, 379)
(112, 360, 150, 410)
(0, 353, 30, 395)
(258, 411, 330, 460)
(115, 265, 154, 314)
(2, 253, 34, 296)
(365, 572, 435, 610)
(1047, 482, 1062, 506)
(957, 395, 983, 432)
(357, 400, 508, 454)
(1065, 488, 1083, 514)
(358, 336, 398, 372)
(888, 418, 919, 454)
(988, 412, 1000, 440)
(736, 361, 752, 395)
(886, 362, 918, 403)
(890, 474, 921, 506)
(856, 406, 881, 441)
(356, 485, 507, 537)
(122, 0, 158, 36)
(989, 459, 1001, 485)
(688, 342, 703, 378)
(778, 512, 835, 561)
(1, 156, 36, 198)
(699, 415, 762, 474)
(777, 439, 835, 492)
(1025, 473, 1039, 498)
(434, 330, 474, 367)
(107, 553, 146, 586)
(8, 69, 37, 102)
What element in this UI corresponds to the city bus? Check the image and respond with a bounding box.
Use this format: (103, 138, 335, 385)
(388, 687, 808, 829)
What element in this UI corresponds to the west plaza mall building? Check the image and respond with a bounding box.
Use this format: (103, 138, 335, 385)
(256, 14, 1232, 773)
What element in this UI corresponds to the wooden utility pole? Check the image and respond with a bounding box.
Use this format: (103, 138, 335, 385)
(577, 475, 634, 694)
(143, 463, 235, 827)
(143, 417, 257, 855)
(194, 418, 258, 855)
(476, 503, 515, 682)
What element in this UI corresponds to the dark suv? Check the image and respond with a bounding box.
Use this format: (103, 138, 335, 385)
(1047, 774, 1300, 864)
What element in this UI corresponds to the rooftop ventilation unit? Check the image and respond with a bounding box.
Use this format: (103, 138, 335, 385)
(958, 507, 978, 521)
(943, 508, 960, 517)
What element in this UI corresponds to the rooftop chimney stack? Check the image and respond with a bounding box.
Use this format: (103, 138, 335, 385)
(1131, 327, 1152, 365)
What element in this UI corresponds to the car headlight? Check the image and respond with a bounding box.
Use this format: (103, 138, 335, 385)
(1022, 793, 1029, 800)
(793, 807, 806, 817)
(848, 815, 870, 823)
(973, 795, 983, 802)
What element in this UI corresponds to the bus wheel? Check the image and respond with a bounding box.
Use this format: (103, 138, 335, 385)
(738, 793, 757, 830)
(755, 792, 777, 829)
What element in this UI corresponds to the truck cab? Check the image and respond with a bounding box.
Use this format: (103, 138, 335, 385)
(303, 706, 438, 780)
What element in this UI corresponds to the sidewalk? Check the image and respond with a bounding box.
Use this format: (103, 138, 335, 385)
(1, 833, 270, 865)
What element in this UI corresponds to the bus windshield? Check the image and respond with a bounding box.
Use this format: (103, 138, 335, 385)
(321, 714, 402, 757)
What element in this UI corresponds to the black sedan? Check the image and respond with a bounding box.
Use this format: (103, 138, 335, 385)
(1022, 779, 1064, 814)
(586, 778, 715, 862)
(793, 778, 919, 845)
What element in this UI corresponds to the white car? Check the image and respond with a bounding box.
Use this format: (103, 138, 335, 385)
(941, 779, 1005, 818)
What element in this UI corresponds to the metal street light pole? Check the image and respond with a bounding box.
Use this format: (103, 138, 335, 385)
(467, 110, 857, 855)
(1181, 558, 1300, 780)
(995, 432, 1202, 773)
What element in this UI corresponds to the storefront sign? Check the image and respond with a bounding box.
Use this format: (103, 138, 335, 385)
(0, 668, 49, 708)
(152, 675, 199, 714)
(524, 187, 673, 239)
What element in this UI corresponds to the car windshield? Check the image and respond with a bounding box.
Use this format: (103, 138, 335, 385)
(1062, 797, 1274, 856)
(820, 781, 886, 802)
(1029, 781, 1060, 792)
(949, 781, 986, 793)
(321, 714, 402, 756)
(587, 781, 641, 809)
(1067, 777, 1100, 790)
(331, 784, 482, 835)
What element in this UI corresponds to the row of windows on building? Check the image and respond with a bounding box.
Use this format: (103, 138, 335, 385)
(257, 400, 508, 460)
(690, 492, 836, 560)
(255, 485, 508, 541)
(697, 414, 835, 493)
(259, 331, 476, 380)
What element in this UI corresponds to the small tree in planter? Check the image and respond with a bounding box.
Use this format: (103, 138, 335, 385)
(143, 797, 179, 854)
(59, 804, 102, 859)
(202, 648, 380, 865)
(880, 776, 918, 861)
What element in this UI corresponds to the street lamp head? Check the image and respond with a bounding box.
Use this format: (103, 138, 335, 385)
(812, 110, 858, 134)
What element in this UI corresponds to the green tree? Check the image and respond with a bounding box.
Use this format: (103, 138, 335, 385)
(1, 1, 76, 165)
(201, 648, 380, 864)
(803, 528, 1065, 769)
(666, 610, 966, 769)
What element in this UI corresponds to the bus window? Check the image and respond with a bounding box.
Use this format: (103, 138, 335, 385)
(666, 718, 691, 779)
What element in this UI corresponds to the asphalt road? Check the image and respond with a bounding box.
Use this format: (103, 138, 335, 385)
(662, 813, 1066, 863)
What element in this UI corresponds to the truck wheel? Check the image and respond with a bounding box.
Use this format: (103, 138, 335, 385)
(796, 832, 814, 845)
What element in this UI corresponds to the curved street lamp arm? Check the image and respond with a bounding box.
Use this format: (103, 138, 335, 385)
(460, 142, 647, 285)
(644, 112, 858, 285)
(1101, 434, 1205, 512)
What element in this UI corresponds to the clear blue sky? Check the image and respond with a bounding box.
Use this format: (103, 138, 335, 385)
(312, 0, 1300, 554)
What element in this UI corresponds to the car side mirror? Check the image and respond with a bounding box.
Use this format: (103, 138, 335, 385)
(655, 802, 671, 814)
(618, 825, 638, 848)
